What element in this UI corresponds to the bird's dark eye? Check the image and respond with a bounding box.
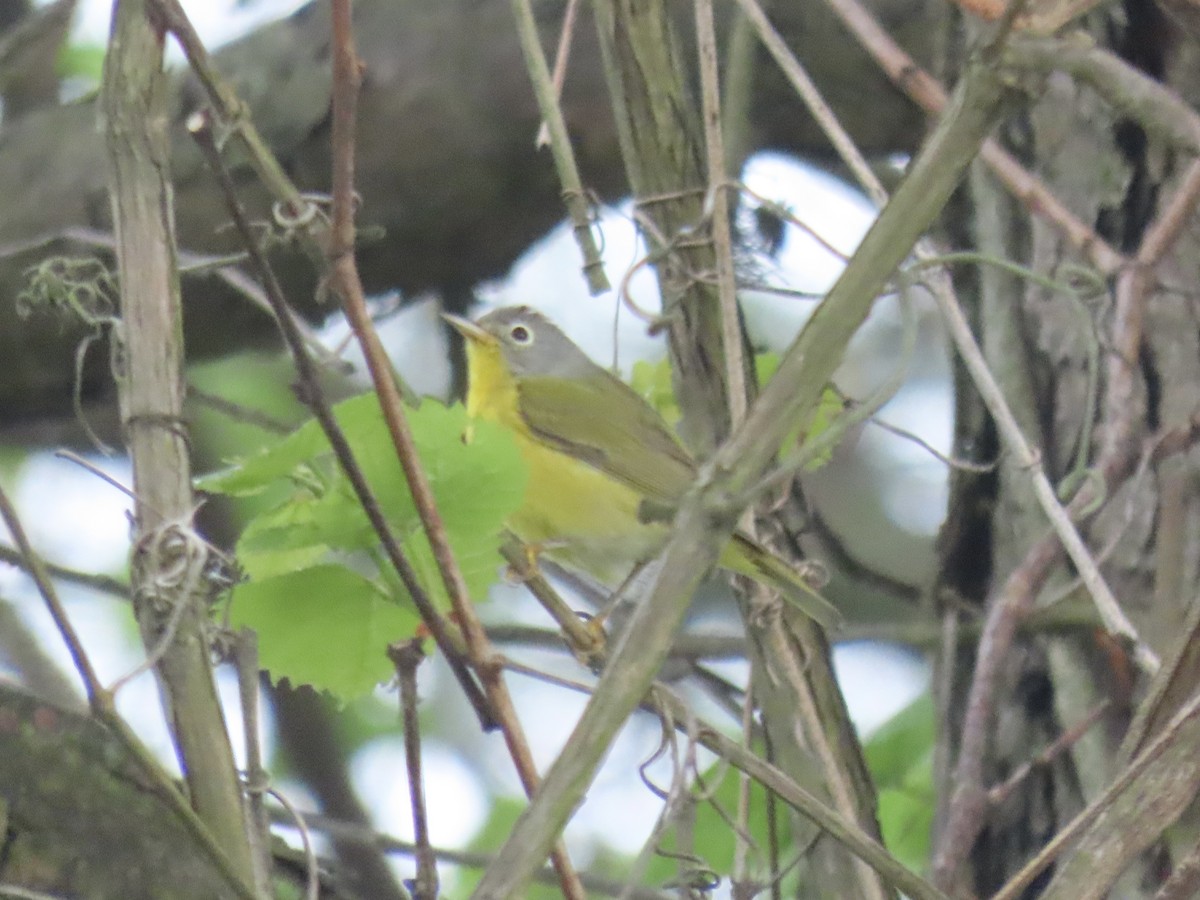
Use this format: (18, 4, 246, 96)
(510, 324, 533, 345)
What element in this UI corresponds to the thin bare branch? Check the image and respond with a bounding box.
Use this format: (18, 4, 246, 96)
(993, 687, 1200, 900)
(732, 0, 886, 206)
(273, 809, 672, 899)
(0, 482, 104, 708)
(535, 0, 582, 147)
(149, 0, 311, 226)
(389, 640, 437, 900)
(233, 631, 274, 898)
(1102, 158, 1200, 460)
(694, 0, 746, 427)
(0, 542, 129, 599)
(510, 0, 610, 293)
(324, 5, 587, 897)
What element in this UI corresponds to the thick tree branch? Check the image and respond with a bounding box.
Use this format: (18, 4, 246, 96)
(102, 0, 254, 884)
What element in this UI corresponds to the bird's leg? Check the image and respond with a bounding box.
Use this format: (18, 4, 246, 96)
(501, 539, 567, 584)
(499, 536, 608, 669)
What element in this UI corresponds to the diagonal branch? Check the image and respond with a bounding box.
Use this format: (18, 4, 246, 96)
(509, 0, 610, 293)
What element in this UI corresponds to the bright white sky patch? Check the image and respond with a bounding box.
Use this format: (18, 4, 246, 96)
(72, 0, 310, 53)
(352, 737, 488, 848)
(12, 452, 131, 572)
(868, 383, 955, 535)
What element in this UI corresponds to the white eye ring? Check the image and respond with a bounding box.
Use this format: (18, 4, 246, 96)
(510, 324, 534, 345)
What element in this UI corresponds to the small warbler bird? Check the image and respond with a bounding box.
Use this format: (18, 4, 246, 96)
(444, 305, 840, 628)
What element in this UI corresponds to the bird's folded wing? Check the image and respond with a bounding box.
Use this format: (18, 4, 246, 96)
(516, 374, 696, 505)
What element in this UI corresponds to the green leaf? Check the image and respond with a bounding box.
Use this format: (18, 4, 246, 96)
(188, 353, 309, 463)
(756, 352, 848, 472)
(229, 564, 416, 699)
(755, 350, 781, 383)
(797, 387, 847, 471)
(876, 784, 935, 872)
(758, 351, 844, 470)
(235, 495, 333, 580)
(390, 400, 529, 607)
(206, 395, 527, 699)
(864, 693, 935, 869)
(864, 692, 934, 786)
(198, 393, 384, 496)
(630, 356, 680, 425)
(57, 43, 106, 83)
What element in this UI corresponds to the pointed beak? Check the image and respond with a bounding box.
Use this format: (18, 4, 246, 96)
(441, 312, 494, 345)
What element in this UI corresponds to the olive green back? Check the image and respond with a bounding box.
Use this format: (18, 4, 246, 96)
(476, 306, 697, 505)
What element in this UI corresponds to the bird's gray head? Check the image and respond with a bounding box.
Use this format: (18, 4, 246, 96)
(473, 306, 598, 379)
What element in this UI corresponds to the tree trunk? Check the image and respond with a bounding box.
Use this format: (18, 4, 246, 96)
(935, 4, 1200, 894)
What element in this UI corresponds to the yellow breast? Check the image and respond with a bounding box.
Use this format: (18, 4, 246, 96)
(463, 338, 663, 582)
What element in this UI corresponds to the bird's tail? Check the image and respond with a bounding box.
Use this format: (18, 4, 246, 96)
(721, 533, 842, 629)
